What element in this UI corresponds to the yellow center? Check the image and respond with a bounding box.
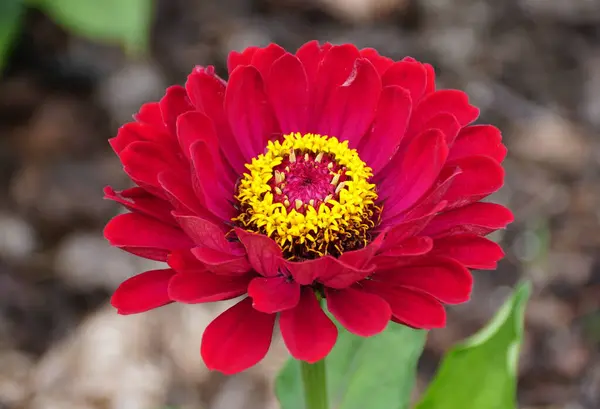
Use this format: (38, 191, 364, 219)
(234, 133, 380, 260)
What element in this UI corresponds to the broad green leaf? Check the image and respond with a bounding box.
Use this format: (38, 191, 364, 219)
(276, 322, 427, 409)
(28, 0, 153, 55)
(414, 282, 531, 409)
(0, 0, 24, 72)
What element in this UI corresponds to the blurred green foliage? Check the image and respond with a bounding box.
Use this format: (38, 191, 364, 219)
(276, 322, 427, 409)
(0, 0, 152, 72)
(414, 282, 531, 409)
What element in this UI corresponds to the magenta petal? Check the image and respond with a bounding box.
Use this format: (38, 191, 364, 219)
(168, 270, 250, 303)
(104, 213, 194, 261)
(248, 276, 301, 313)
(159, 85, 194, 136)
(280, 288, 338, 363)
(449, 125, 507, 163)
(326, 287, 391, 336)
(235, 229, 283, 277)
(250, 43, 287, 80)
(201, 297, 275, 375)
(381, 61, 427, 104)
(111, 269, 175, 314)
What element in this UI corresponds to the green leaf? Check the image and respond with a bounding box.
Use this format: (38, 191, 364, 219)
(0, 0, 24, 72)
(29, 0, 153, 55)
(276, 322, 427, 409)
(414, 282, 532, 409)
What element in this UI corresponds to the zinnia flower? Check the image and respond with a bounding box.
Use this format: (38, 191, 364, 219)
(104, 41, 512, 374)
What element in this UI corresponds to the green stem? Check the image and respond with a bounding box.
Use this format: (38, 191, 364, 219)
(301, 359, 328, 409)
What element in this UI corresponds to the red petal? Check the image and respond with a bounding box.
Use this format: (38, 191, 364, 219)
(134, 102, 167, 130)
(248, 276, 300, 313)
(190, 141, 235, 221)
(227, 46, 259, 74)
(201, 297, 275, 374)
(359, 48, 394, 75)
(382, 61, 427, 104)
(318, 58, 381, 148)
(422, 202, 513, 237)
(285, 256, 337, 285)
(449, 125, 507, 163)
(267, 53, 310, 134)
(110, 122, 170, 155)
(379, 236, 433, 257)
(104, 213, 193, 261)
(168, 270, 250, 303)
(185, 66, 246, 174)
(379, 129, 448, 217)
(442, 155, 505, 210)
(424, 63, 436, 94)
(408, 90, 479, 137)
(159, 85, 194, 136)
(192, 247, 251, 276)
(360, 85, 412, 175)
(296, 41, 331, 98)
(104, 186, 175, 225)
(235, 229, 283, 277)
(431, 234, 505, 269)
(174, 214, 231, 250)
(326, 287, 391, 336)
(380, 201, 447, 248)
(168, 249, 207, 273)
(225, 65, 278, 162)
(250, 43, 286, 80)
(111, 269, 175, 314)
(373, 256, 472, 304)
(419, 113, 461, 145)
(280, 288, 337, 362)
(362, 282, 447, 329)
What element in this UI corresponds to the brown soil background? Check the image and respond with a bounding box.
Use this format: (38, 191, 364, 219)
(0, 0, 599, 408)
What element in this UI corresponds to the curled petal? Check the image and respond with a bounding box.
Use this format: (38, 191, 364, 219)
(235, 229, 283, 277)
(111, 269, 175, 314)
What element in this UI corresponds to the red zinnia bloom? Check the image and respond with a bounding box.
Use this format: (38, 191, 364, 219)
(104, 41, 512, 374)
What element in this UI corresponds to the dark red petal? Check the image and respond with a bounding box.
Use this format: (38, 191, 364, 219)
(267, 53, 310, 134)
(285, 256, 337, 285)
(235, 228, 283, 277)
(134, 102, 167, 130)
(192, 247, 251, 276)
(111, 269, 175, 314)
(318, 58, 381, 148)
(280, 288, 337, 363)
(362, 282, 447, 329)
(326, 287, 391, 336)
(190, 141, 236, 221)
(360, 85, 412, 175)
(201, 297, 275, 375)
(339, 232, 386, 269)
(168, 270, 250, 303)
(422, 202, 513, 237)
(174, 214, 231, 249)
(168, 249, 207, 273)
(159, 85, 194, 136)
(104, 186, 175, 225)
(380, 129, 448, 217)
(104, 213, 193, 261)
(227, 46, 259, 74)
(359, 47, 394, 75)
(449, 125, 507, 163)
(382, 61, 427, 104)
(225, 65, 278, 162)
(379, 236, 433, 257)
(373, 256, 472, 304)
(248, 276, 301, 313)
(431, 234, 505, 270)
(408, 90, 479, 137)
(185, 66, 246, 174)
(250, 43, 286, 80)
(442, 155, 505, 210)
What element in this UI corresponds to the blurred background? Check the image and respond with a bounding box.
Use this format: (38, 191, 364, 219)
(0, 0, 599, 408)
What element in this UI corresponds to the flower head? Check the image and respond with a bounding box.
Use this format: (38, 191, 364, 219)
(105, 41, 512, 374)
